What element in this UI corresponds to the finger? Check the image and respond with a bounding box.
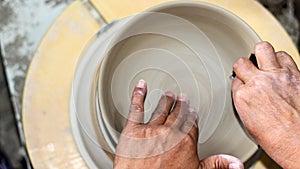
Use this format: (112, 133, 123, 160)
(199, 154, 244, 169)
(164, 94, 188, 128)
(231, 77, 243, 95)
(127, 79, 147, 126)
(233, 57, 259, 83)
(181, 107, 198, 143)
(148, 91, 175, 125)
(171, 94, 189, 117)
(254, 41, 281, 70)
(276, 51, 299, 71)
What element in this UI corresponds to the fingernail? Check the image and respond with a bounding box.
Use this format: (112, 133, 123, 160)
(165, 91, 175, 98)
(178, 93, 188, 102)
(136, 79, 146, 88)
(229, 163, 242, 169)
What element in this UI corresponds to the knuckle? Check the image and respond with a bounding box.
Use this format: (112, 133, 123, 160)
(277, 51, 289, 56)
(182, 121, 195, 131)
(175, 100, 183, 107)
(251, 75, 271, 88)
(130, 103, 144, 112)
(255, 41, 272, 51)
(187, 114, 197, 123)
(159, 126, 169, 133)
(155, 104, 169, 115)
(122, 127, 137, 137)
(234, 88, 246, 99)
(233, 57, 247, 69)
(159, 94, 167, 102)
(181, 136, 194, 147)
(278, 71, 291, 82)
(133, 89, 145, 96)
(186, 119, 196, 126)
(161, 110, 169, 116)
(182, 136, 190, 143)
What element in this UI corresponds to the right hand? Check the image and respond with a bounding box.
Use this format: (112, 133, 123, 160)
(232, 42, 300, 169)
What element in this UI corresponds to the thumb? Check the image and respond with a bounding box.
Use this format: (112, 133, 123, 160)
(199, 154, 244, 169)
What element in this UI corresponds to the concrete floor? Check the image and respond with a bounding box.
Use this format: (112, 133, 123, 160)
(0, 50, 22, 168)
(0, 0, 299, 168)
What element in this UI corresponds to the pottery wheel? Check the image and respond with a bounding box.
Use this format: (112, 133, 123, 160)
(23, 0, 300, 169)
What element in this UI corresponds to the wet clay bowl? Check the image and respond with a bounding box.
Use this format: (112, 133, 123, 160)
(98, 1, 261, 162)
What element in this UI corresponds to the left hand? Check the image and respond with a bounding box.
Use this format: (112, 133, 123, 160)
(113, 79, 243, 169)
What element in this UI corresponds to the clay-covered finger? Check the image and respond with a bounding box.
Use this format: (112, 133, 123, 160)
(171, 93, 189, 117)
(276, 51, 299, 71)
(231, 77, 244, 95)
(199, 154, 244, 169)
(164, 94, 188, 128)
(148, 91, 175, 125)
(254, 41, 281, 70)
(127, 79, 147, 126)
(233, 57, 259, 83)
(181, 107, 198, 142)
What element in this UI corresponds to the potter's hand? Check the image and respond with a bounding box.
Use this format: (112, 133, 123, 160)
(232, 42, 300, 169)
(114, 80, 243, 169)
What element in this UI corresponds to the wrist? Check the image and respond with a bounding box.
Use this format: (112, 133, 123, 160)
(259, 127, 300, 169)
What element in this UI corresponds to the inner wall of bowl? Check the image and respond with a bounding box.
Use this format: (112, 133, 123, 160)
(98, 3, 260, 161)
(99, 12, 227, 144)
(102, 33, 208, 138)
